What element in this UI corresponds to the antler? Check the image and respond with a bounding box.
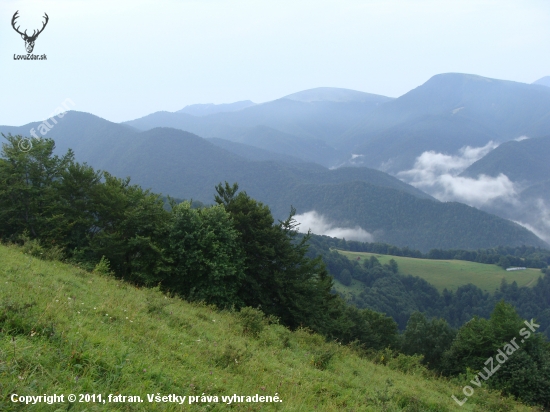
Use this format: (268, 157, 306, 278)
(11, 11, 27, 37)
(29, 13, 49, 39)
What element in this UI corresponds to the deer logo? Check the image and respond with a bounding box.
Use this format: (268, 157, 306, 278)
(11, 11, 49, 54)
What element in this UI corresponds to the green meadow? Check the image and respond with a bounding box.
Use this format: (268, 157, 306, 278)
(0, 244, 538, 411)
(337, 250, 542, 293)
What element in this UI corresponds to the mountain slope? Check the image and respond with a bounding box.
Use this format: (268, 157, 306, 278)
(232, 125, 344, 166)
(207, 137, 304, 163)
(283, 87, 393, 103)
(268, 181, 547, 251)
(533, 76, 550, 88)
(461, 135, 550, 184)
(1, 244, 533, 411)
(177, 100, 256, 116)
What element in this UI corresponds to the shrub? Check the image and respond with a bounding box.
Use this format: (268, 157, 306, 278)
(93, 256, 114, 276)
(310, 345, 338, 370)
(237, 307, 266, 338)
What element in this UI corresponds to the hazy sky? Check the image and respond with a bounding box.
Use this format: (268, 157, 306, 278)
(1, 0, 550, 125)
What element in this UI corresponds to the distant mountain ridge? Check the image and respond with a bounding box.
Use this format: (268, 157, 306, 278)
(122, 74, 550, 175)
(283, 87, 393, 103)
(532, 76, 550, 88)
(343, 73, 550, 171)
(177, 100, 256, 116)
(1, 110, 547, 251)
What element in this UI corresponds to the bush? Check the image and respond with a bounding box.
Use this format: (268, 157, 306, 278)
(215, 344, 249, 368)
(93, 256, 114, 276)
(310, 345, 338, 370)
(18, 234, 64, 261)
(237, 307, 266, 338)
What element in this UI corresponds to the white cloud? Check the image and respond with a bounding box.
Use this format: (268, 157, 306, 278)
(398, 141, 498, 183)
(514, 199, 550, 243)
(294, 210, 374, 242)
(514, 135, 529, 142)
(397, 141, 550, 244)
(396, 141, 518, 207)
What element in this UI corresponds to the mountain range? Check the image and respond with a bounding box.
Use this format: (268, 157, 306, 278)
(1, 73, 549, 251)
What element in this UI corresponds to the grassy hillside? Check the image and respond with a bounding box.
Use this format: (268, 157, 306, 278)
(0, 244, 536, 411)
(337, 250, 542, 292)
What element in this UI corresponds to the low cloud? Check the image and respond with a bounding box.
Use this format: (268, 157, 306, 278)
(294, 210, 374, 242)
(513, 199, 550, 244)
(397, 141, 518, 207)
(397, 141, 550, 244)
(514, 135, 529, 142)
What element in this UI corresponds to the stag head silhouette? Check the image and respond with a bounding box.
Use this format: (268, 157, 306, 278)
(12, 11, 49, 54)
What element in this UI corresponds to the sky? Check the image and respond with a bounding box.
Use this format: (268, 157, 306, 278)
(1, 0, 550, 125)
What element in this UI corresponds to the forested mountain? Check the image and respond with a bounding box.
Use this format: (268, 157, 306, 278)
(461, 135, 550, 184)
(229, 125, 343, 166)
(207, 137, 304, 163)
(270, 181, 546, 251)
(0, 111, 430, 200)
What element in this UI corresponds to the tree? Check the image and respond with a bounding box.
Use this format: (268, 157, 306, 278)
(87, 172, 171, 284)
(401, 312, 456, 370)
(214, 182, 336, 331)
(442, 301, 550, 407)
(167, 202, 245, 308)
(0, 135, 73, 241)
(339, 269, 352, 286)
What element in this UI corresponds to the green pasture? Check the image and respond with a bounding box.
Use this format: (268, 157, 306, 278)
(337, 250, 543, 292)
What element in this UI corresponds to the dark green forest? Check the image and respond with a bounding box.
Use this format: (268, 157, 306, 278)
(2, 134, 550, 407)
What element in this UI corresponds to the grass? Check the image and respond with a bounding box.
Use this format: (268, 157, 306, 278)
(0, 244, 541, 411)
(337, 250, 543, 293)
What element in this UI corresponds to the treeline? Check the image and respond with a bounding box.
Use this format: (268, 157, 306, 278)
(308, 234, 550, 269)
(0, 135, 397, 350)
